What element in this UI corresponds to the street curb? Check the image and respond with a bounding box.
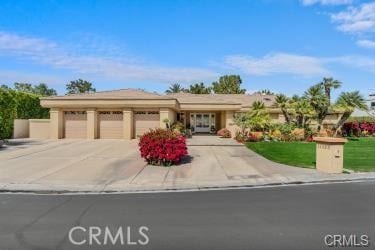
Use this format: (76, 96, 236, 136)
(1, 177, 375, 195)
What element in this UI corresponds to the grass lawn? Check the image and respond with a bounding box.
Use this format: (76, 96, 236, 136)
(246, 137, 375, 172)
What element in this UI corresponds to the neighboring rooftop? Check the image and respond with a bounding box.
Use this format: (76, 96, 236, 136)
(168, 92, 276, 107)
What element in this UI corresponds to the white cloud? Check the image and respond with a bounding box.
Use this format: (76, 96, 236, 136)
(328, 55, 375, 72)
(223, 52, 375, 76)
(223, 53, 329, 76)
(301, 0, 352, 6)
(0, 31, 218, 83)
(356, 39, 375, 48)
(331, 2, 375, 33)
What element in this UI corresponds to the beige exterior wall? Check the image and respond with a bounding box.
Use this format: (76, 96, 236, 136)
(49, 109, 63, 139)
(13, 119, 29, 138)
(86, 110, 98, 139)
(123, 109, 133, 140)
(160, 108, 176, 128)
(225, 111, 239, 137)
(29, 119, 50, 139)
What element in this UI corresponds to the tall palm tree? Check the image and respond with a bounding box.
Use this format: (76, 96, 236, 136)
(188, 82, 211, 94)
(165, 83, 184, 94)
(320, 77, 341, 105)
(275, 94, 291, 124)
(333, 91, 367, 136)
(304, 84, 329, 131)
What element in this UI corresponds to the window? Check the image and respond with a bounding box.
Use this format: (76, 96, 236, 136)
(147, 111, 159, 115)
(135, 111, 146, 115)
(371, 102, 375, 110)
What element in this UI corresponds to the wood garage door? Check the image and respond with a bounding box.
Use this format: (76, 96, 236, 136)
(134, 111, 160, 137)
(98, 111, 123, 139)
(64, 111, 87, 139)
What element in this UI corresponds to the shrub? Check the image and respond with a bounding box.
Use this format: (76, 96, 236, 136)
(139, 128, 188, 166)
(248, 131, 263, 142)
(0, 89, 16, 139)
(342, 121, 375, 137)
(217, 128, 231, 138)
(234, 131, 246, 143)
(171, 121, 185, 134)
(270, 129, 282, 141)
(0, 89, 49, 139)
(291, 128, 305, 141)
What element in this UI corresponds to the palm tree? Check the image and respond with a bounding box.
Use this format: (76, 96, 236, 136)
(188, 82, 211, 94)
(248, 101, 270, 131)
(320, 77, 341, 105)
(333, 91, 367, 136)
(304, 84, 329, 131)
(165, 83, 184, 94)
(292, 98, 315, 128)
(275, 94, 291, 124)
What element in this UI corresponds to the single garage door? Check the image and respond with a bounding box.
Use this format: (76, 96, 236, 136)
(64, 111, 87, 139)
(98, 111, 123, 139)
(134, 111, 160, 137)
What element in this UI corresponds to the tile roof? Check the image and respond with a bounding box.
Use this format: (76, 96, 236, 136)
(42, 88, 276, 107)
(42, 89, 175, 100)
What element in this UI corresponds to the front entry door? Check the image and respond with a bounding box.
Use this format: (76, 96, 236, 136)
(194, 113, 211, 133)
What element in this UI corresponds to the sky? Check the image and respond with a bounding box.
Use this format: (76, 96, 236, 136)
(0, 0, 374, 99)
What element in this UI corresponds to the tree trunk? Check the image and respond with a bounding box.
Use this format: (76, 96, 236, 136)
(334, 112, 351, 137)
(282, 109, 290, 124)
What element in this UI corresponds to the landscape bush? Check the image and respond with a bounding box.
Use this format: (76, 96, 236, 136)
(217, 128, 231, 138)
(0, 89, 49, 139)
(342, 121, 375, 137)
(139, 128, 188, 166)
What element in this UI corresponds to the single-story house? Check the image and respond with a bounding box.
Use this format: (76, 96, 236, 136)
(39, 89, 341, 139)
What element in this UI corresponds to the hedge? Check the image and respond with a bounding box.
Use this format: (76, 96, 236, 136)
(0, 89, 49, 139)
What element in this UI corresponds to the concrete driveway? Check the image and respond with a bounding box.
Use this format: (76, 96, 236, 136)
(0, 136, 363, 192)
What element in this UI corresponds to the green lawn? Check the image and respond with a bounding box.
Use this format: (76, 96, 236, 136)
(246, 137, 375, 172)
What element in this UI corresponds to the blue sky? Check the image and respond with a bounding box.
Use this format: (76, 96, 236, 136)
(0, 0, 374, 99)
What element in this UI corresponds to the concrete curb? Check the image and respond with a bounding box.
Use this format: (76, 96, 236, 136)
(1, 176, 375, 195)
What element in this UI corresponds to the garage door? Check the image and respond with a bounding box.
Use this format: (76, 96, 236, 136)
(134, 111, 160, 137)
(98, 111, 123, 139)
(64, 111, 87, 139)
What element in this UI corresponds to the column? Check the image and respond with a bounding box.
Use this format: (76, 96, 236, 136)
(86, 109, 97, 139)
(160, 108, 175, 128)
(49, 108, 63, 139)
(123, 109, 133, 140)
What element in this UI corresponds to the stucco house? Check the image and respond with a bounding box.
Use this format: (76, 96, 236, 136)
(39, 89, 341, 139)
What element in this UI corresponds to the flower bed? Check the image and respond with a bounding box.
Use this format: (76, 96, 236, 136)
(343, 121, 375, 137)
(139, 128, 188, 166)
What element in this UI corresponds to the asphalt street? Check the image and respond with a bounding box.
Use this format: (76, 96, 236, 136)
(1, 181, 375, 250)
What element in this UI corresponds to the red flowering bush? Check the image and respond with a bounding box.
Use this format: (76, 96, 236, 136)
(139, 129, 188, 166)
(343, 122, 375, 137)
(217, 128, 232, 138)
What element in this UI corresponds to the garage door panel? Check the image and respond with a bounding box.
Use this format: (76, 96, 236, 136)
(99, 111, 123, 139)
(134, 111, 160, 137)
(64, 112, 87, 139)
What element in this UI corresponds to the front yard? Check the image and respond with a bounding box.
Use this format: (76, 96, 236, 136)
(246, 137, 375, 172)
